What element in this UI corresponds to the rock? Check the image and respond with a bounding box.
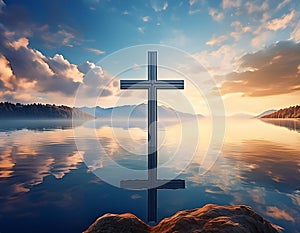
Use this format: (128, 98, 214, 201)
(83, 213, 150, 233)
(152, 204, 282, 233)
(84, 204, 282, 233)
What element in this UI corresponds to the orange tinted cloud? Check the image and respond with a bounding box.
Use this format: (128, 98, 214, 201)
(221, 41, 300, 96)
(265, 10, 295, 31)
(0, 25, 117, 104)
(266, 206, 295, 222)
(0, 147, 15, 178)
(0, 55, 16, 90)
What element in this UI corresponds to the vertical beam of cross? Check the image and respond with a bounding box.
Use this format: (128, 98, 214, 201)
(120, 51, 185, 222)
(148, 52, 158, 220)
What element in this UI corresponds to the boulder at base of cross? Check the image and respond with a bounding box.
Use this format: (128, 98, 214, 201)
(83, 204, 282, 233)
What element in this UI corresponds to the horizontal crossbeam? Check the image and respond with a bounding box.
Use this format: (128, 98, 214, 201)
(120, 80, 184, 89)
(120, 179, 185, 190)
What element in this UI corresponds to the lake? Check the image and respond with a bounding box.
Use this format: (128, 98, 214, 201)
(0, 118, 299, 232)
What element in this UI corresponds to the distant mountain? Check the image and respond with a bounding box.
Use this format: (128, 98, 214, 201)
(255, 109, 277, 118)
(228, 113, 253, 119)
(80, 103, 204, 119)
(0, 102, 94, 119)
(261, 105, 300, 118)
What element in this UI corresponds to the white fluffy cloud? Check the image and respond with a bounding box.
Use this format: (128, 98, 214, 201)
(0, 25, 116, 104)
(48, 54, 84, 82)
(77, 61, 118, 99)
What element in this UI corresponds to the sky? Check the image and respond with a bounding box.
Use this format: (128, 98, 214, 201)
(0, 0, 299, 115)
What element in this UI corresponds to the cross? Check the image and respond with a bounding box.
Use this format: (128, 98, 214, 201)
(120, 51, 185, 222)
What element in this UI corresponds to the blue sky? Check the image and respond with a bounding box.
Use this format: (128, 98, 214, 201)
(0, 0, 300, 114)
(2, 0, 298, 63)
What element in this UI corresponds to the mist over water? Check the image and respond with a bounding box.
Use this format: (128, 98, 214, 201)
(0, 118, 299, 232)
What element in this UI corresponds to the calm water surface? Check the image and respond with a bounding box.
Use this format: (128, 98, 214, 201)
(0, 118, 299, 232)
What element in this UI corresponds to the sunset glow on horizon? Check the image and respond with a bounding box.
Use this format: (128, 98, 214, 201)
(0, 0, 299, 115)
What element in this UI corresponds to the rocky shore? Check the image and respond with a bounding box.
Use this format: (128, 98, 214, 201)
(84, 204, 282, 233)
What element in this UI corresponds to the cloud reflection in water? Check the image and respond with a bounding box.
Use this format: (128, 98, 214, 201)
(0, 118, 299, 232)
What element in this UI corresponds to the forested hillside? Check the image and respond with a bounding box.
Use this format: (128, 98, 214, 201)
(0, 102, 94, 119)
(262, 105, 300, 118)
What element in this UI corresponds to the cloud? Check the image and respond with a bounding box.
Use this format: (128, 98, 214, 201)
(206, 35, 228, 46)
(209, 8, 224, 22)
(221, 41, 300, 97)
(77, 61, 118, 99)
(58, 29, 75, 45)
(0, 23, 118, 104)
(266, 10, 295, 31)
(188, 0, 205, 13)
(122, 10, 129, 15)
(0, 12, 116, 105)
(0, 148, 16, 178)
(189, 0, 196, 6)
(79, 61, 104, 84)
(142, 16, 151, 22)
(290, 21, 300, 42)
(222, 0, 241, 9)
(4, 40, 81, 96)
(0, 130, 83, 197)
(193, 44, 239, 76)
(248, 7, 294, 47)
(0, 2, 81, 49)
(78, 61, 96, 73)
(9, 37, 29, 49)
(230, 21, 252, 41)
(188, 8, 201, 15)
(48, 54, 84, 82)
(245, 1, 268, 14)
(0, 0, 5, 13)
(231, 21, 251, 33)
(248, 188, 265, 204)
(86, 47, 105, 55)
(266, 206, 295, 222)
(0, 55, 17, 90)
(40, 25, 81, 48)
(276, 0, 290, 11)
(0, 1, 33, 37)
(150, 0, 168, 12)
(137, 27, 145, 34)
(251, 31, 271, 47)
(131, 194, 142, 199)
(0, 25, 87, 103)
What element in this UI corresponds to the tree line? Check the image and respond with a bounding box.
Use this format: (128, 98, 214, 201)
(262, 105, 300, 118)
(0, 102, 94, 119)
